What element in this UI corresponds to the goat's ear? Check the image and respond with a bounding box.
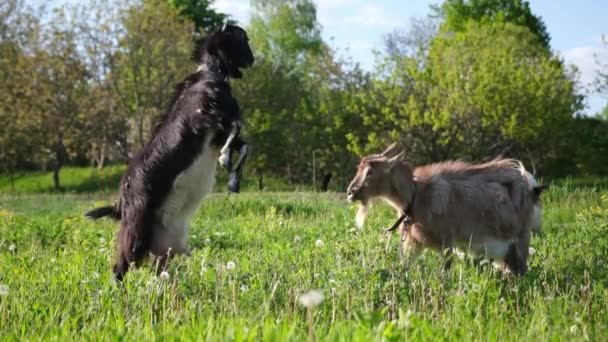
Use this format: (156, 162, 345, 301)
(388, 151, 405, 167)
(381, 143, 400, 157)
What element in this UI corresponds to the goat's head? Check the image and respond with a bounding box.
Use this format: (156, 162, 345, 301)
(346, 144, 412, 227)
(192, 23, 254, 78)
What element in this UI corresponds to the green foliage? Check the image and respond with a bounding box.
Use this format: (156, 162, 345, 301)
(113, 0, 194, 149)
(436, 0, 551, 49)
(0, 165, 126, 193)
(351, 20, 582, 173)
(1, 186, 608, 339)
(168, 0, 227, 33)
(249, 0, 322, 68)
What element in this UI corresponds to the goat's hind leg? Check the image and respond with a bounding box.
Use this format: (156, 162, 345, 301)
(227, 137, 249, 193)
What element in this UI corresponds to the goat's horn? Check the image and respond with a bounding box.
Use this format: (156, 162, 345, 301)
(381, 143, 400, 157)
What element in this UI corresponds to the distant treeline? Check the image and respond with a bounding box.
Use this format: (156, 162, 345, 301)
(1, 0, 607, 191)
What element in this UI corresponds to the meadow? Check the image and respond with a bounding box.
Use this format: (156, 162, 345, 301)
(1, 174, 608, 341)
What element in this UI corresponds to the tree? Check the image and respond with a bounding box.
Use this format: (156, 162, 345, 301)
(0, 0, 46, 186)
(435, 0, 551, 50)
(112, 0, 194, 149)
(249, 0, 322, 69)
(352, 21, 582, 174)
(36, 17, 91, 189)
(235, 0, 324, 187)
(167, 0, 227, 34)
(595, 35, 608, 118)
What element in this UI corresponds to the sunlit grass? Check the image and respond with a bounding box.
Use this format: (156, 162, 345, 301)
(0, 185, 607, 340)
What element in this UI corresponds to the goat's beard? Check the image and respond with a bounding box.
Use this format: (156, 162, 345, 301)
(355, 201, 369, 228)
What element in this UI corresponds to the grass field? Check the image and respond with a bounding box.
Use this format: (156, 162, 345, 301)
(1, 180, 608, 340)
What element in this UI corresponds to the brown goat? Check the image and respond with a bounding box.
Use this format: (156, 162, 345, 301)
(346, 144, 545, 275)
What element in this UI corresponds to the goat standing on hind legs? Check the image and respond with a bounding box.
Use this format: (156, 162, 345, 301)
(346, 144, 546, 276)
(85, 23, 254, 282)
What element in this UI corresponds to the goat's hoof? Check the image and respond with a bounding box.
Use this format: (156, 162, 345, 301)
(228, 173, 240, 193)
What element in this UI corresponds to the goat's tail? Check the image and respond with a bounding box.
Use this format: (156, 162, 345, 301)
(85, 203, 121, 220)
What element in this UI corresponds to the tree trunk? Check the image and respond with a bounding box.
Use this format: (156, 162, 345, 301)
(321, 172, 332, 192)
(256, 167, 264, 191)
(53, 133, 67, 191)
(287, 164, 294, 184)
(96, 139, 106, 169)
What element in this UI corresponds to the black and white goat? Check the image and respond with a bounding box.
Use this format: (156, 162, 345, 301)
(85, 24, 254, 281)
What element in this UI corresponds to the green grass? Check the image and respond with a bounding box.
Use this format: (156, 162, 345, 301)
(0, 166, 126, 194)
(1, 185, 607, 340)
(0, 166, 316, 194)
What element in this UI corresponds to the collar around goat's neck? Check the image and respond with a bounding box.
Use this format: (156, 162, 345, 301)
(385, 180, 416, 233)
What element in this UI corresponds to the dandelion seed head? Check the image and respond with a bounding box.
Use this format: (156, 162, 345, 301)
(160, 271, 170, 280)
(315, 239, 324, 248)
(299, 289, 324, 307)
(528, 247, 536, 256)
(99, 237, 106, 245)
(240, 284, 249, 292)
(226, 261, 236, 270)
(8, 244, 16, 252)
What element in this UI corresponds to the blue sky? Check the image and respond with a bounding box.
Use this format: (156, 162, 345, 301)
(214, 0, 608, 115)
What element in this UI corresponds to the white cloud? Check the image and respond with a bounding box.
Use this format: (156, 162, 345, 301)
(563, 45, 608, 87)
(344, 4, 401, 28)
(213, 0, 251, 25)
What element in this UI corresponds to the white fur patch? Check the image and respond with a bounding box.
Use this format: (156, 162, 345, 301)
(355, 203, 368, 228)
(516, 161, 538, 190)
(157, 133, 219, 252)
(460, 238, 513, 260)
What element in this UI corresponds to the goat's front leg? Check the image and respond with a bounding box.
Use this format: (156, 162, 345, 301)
(227, 137, 249, 193)
(218, 122, 241, 171)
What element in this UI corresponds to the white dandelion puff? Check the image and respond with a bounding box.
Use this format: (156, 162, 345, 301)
(0, 284, 8, 296)
(240, 284, 249, 292)
(528, 247, 536, 256)
(299, 290, 324, 307)
(226, 261, 236, 270)
(8, 244, 16, 252)
(315, 239, 324, 248)
(160, 271, 170, 280)
(99, 237, 106, 245)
